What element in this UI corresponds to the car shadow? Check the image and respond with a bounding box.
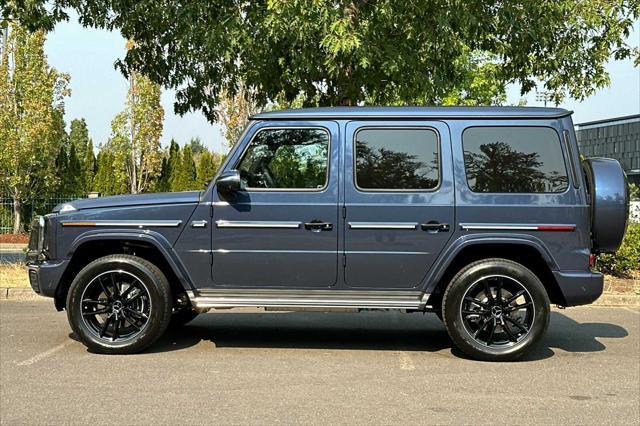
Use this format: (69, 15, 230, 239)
(142, 310, 628, 361)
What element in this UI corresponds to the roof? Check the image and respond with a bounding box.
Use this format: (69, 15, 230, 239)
(250, 106, 572, 120)
(575, 114, 640, 129)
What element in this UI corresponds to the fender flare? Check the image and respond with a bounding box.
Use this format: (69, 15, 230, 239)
(67, 230, 195, 292)
(421, 233, 559, 295)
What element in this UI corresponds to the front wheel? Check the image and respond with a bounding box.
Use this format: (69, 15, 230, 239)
(67, 254, 173, 354)
(442, 258, 550, 361)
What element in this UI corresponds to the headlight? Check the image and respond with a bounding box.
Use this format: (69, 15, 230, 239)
(27, 216, 46, 257)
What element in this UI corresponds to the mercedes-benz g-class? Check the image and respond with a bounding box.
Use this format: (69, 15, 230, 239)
(26, 107, 629, 361)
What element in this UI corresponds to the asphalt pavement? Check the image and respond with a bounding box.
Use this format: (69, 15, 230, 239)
(1, 300, 639, 425)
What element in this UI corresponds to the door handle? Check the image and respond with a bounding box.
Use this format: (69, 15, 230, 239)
(304, 220, 333, 231)
(421, 222, 450, 233)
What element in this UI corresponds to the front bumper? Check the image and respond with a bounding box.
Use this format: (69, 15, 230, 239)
(26, 259, 69, 298)
(553, 270, 604, 307)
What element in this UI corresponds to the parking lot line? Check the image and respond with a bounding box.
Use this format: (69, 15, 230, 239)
(397, 351, 415, 371)
(16, 340, 74, 366)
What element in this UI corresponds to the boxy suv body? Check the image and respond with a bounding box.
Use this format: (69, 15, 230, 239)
(26, 107, 629, 360)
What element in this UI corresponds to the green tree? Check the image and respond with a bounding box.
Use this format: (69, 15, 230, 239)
(93, 146, 127, 195)
(216, 82, 260, 147)
(0, 23, 69, 233)
(82, 139, 96, 193)
(65, 141, 83, 195)
(195, 150, 220, 187)
(187, 137, 207, 156)
(109, 63, 164, 194)
(171, 145, 197, 191)
(154, 139, 179, 192)
(6, 1, 638, 118)
(68, 118, 90, 164)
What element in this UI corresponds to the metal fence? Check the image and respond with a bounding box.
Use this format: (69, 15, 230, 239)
(0, 195, 87, 234)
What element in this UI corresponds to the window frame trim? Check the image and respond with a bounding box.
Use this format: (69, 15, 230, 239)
(233, 125, 332, 193)
(352, 126, 442, 193)
(461, 125, 572, 195)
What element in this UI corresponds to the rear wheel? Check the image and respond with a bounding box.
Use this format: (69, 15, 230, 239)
(67, 254, 172, 354)
(442, 258, 550, 361)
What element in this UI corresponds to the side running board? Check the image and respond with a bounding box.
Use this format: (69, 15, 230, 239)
(187, 289, 430, 311)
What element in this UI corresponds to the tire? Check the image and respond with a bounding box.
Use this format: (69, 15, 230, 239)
(442, 258, 550, 361)
(169, 309, 199, 328)
(66, 254, 173, 354)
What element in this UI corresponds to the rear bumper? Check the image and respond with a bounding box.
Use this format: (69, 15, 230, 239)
(26, 260, 68, 298)
(553, 270, 604, 307)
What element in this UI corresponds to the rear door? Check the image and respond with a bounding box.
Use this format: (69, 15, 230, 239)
(343, 121, 454, 289)
(209, 121, 339, 288)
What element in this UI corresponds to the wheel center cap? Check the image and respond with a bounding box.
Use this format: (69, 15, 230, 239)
(491, 306, 503, 318)
(112, 300, 123, 313)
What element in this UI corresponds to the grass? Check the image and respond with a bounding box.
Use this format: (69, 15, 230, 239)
(0, 263, 30, 288)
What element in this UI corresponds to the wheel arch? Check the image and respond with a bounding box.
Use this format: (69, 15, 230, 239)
(424, 237, 566, 309)
(54, 232, 194, 311)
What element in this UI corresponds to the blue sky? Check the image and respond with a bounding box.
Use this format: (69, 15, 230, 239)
(45, 16, 639, 153)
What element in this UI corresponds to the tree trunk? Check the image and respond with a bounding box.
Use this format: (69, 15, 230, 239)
(12, 198, 22, 234)
(129, 73, 138, 194)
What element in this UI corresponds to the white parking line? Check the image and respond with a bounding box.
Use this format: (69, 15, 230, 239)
(16, 340, 74, 366)
(397, 351, 415, 371)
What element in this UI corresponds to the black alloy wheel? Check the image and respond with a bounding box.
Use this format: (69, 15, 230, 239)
(67, 254, 172, 354)
(442, 258, 550, 361)
(80, 270, 152, 342)
(460, 275, 535, 347)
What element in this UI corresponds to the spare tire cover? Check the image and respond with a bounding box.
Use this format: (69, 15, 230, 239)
(583, 158, 629, 253)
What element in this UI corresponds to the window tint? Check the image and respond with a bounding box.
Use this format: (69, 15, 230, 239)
(237, 128, 329, 189)
(355, 128, 439, 190)
(463, 127, 568, 193)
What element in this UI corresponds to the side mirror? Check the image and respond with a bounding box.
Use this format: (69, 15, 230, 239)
(216, 170, 241, 193)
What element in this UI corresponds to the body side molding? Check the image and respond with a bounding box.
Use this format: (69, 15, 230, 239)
(61, 220, 182, 228)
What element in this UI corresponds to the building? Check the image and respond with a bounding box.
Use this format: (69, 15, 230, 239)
(575, 114, 640, 185)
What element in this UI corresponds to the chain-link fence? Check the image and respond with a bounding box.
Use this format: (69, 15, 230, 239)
(0, 195, 87, 233)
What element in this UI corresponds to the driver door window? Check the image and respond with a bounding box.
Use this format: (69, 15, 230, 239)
(237, 128, 329, 190)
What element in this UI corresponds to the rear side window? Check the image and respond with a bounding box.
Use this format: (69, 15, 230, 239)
(462, 127, 569, 193)
(355, 128, 439, 190)
(236, 128, 329, 190)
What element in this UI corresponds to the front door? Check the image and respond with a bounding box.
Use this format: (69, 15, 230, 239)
(209, 121, 339, 288)
(343, 121, 455, 289)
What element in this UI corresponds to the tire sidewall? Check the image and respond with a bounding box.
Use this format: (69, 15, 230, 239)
(67, 255, 172, 354)
(443, 259, 550, 361)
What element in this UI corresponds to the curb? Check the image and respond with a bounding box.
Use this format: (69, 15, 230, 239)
(0, 288, 45, 301)
(0, 243, 27, 252)
(1, 287, 638, 306)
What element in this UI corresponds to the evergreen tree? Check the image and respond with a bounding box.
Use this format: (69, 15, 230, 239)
(187, 137, 207, 156)
(68, 118, 90, 165)
(67, 141, 83, 195)
(196, 150, 218, 187)
(171, 145, 197, 191)
(155, 139, 179, 192)
(55, 144, 69, 193)
(82, 139, 96, 193)
(93, 147, 127, 196)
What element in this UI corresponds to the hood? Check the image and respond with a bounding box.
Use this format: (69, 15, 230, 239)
(53, 191, 201, 213)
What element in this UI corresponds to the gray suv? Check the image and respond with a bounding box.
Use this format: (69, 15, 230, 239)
(26, 107, 629, 361)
